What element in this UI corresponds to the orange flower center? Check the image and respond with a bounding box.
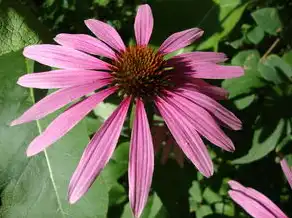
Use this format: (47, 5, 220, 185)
(111, 46, 172, 99)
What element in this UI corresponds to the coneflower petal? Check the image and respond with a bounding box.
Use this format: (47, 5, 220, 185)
(129, 99, 154, 218)
(228, 180, 288, 218)
(184, 79, 229, 100)
(85, 19, 126, 52)
(155, 97, 213, 177)
(164, 92, 235, 151)
(280, 158, 292, 189)
(134, 4, 153, 46)
(68, 97, 131, 204)
(169, 51, 227, 64)
(187, 63, 244, 79)
(17, 70, 111, 89)
(54, 34, 116, 59)
(26, 87, 116, 156)
(158, 28, 203, 54)
(11, 81, 110, 126)
(23, 45, 111, 70)
(176, 88, 242, 130)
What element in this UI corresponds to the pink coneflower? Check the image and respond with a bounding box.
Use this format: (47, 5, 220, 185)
(228, 180, 288, 218)
(11, 4, 243, 218)
(280, 158, 292, 189)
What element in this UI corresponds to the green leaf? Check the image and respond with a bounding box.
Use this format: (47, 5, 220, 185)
(84, 116, 103, 135)
(198, 0, 248, 50)
(196, 205, 213, 218)
(264, 55, 292, 78)
(101, 142, 129, 187)
(108, 183, 127, 206)
(258, 62, 283, 84)
(283, 50, 292, 67)
(203, 187, 222, 204)
(94, 101, 117, 121)
(150, 0, 247, 50)
(0, 0, 51, 56)
(233, 94, 256, 110)
(251, 8, 282, 35)
(121, 193, 165, 218)
(232, 119, 285, 164)
(0, 51, 109, 217)
(222, 50, 265, 98)
(247, 26, 265, 44)
(189, 181, 202, 205)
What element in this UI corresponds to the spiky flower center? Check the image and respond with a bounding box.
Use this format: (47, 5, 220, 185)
(111, 46, 172, 99)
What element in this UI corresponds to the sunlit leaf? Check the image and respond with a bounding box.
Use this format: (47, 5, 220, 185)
(251, 8, 282, 35)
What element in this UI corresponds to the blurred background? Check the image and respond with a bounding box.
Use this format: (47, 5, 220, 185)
(0, 0, 292, 217)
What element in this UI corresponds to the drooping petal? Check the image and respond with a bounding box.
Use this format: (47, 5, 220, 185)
(54, 34, 116, 59)
(164, 92, 234, 151)
(68, 97, 131, 204)
(11, 81, 110, 126)
(169, 52, 227, 64)
(280, 158, 292, 189)
(26, 87, 117, 156)
(176, 88, 242, 130)
(188, 63, 244, 79)
(158, 28, 203, 54)
(134, 4, 153, 46)
(17, 70, 111, 89)
(155, 97, 213, 177)
(228, 180, 288, 218)
(129, 99, 154, 218)
(23, 45, 111, 70)
(85, 19, 126, 52)
(185, 79, 229, 100)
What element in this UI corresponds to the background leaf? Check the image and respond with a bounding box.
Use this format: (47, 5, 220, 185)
(251, 7, 282, 35)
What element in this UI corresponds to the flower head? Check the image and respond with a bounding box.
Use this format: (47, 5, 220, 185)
(228, 180, 288, 218)
(11, 4, 243, 218)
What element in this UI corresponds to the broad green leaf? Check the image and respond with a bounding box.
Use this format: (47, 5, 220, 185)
(203, 187, 222, 204)
(108, 183, 127, 206)
(258, 62, 283, 84)
(84, 116, 103, 135)
(0, 2, 109, 215)
(232, 119, 285, 164)
(247, 26, 265, 44)
(222, 50, 265, 98)
(0, 51, 109, 218)
(196, 205, 213, 218)
(251, 8, 282, 35)
(264, 55, 292, 78)
(0, 0, 51, 56)
(189, 181, 203, 205)
(283, 50, 292, 67)
(101, 142, 129, 187)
